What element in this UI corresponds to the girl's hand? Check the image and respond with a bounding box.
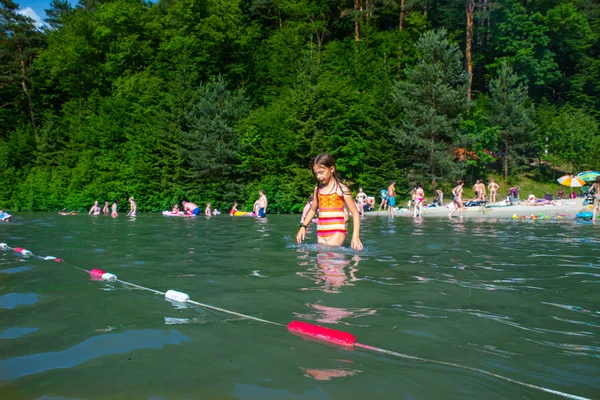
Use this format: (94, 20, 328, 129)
(351, 237, 363, 251)
(296, 228, 306, 244)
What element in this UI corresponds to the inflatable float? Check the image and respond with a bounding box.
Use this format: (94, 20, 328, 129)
(162, 210, 195, 217)
(575, 212, 596, 220)
(232, 211, 254, 217)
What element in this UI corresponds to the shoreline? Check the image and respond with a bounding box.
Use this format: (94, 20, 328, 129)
(365, 200, 594, 220)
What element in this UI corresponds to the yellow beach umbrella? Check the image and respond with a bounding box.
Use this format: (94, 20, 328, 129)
(557, 175, 586, 194)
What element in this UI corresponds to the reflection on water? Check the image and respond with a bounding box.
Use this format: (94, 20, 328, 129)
(296, 250, 360, 293)
(0, 293, 39, 309)
(0, 329, 190, 381)
(300, 367, 362, 381)
(0, 327, 39, 339)
(294, 303, 377, 325)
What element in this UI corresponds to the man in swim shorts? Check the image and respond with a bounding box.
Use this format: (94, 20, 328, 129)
(387, 181, 396, 218)
(182, 201, 201, 215)
(256, 190, 268, 217)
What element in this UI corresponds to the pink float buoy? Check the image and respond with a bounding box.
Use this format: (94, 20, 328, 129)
(90, 268, 106, 280)
(287, 320, 357, 348)
(13, 247, 24, 253)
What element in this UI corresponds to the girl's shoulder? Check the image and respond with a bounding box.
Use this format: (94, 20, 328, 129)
(336, 182, 352, 196)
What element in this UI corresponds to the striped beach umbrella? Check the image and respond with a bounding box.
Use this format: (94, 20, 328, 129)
(576, 171, 600, 182)
(557, 175, 586, 193)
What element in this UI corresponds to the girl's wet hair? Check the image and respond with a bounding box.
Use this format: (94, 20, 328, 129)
(312, 153, 350, 195)
(457, 180, 464, 185)
(312, 153, 339, 181)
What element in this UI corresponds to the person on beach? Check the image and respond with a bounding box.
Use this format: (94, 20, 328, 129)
(387, 181, 396, 218)
(127, 197, 137, 216)
(205, 203, 212, 216)
(488, 179, 499, 203)
(448, 180, 465, 219)
(102, 201, 110, 214)
(182, 201, 201, 216)
(556, 187, 565, 200)
(478, 180, 487, 201)
(301, 195, 314, 223)
(435, 189, 444, 206)
(88, 200, 101, 215)
(230, 202, 239, 216)
(111, 199, 119, 217)
(379, 189, 388, 211)
(254, 190, 268, 217)
(355, 188, 367, 217)
(473, 180, 479, 200)
(297, 153, 363, 250)
(591, 177, 600, 223)
(414, 183, 424, 218)
(408, 187, 416, 211)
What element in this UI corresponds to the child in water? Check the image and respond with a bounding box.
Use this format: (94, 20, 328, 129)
(297, 153, 363, 250)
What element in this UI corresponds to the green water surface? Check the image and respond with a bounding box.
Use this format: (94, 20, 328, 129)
(0, 213, 598, 399)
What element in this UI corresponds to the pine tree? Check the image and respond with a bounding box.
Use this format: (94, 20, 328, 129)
(488, 61, 535, 180)
(391, 29, 467, 189)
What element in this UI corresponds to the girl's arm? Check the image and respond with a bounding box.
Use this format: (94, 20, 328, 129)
(341, 184, 363, 250)
(297, 187, 319, 244)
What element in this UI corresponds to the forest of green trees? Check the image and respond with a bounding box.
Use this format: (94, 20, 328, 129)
(1, 0, 599, 212)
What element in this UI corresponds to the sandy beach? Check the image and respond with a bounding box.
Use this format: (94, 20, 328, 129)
(365, 199, 594, 220)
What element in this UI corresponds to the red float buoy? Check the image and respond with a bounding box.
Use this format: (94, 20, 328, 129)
(14, 247, 24, 253)
(287, 320, 356, 348)
(90, 268, 106, 280)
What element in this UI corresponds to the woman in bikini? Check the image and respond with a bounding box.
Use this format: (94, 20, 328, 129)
(414, 183, 424, 218)
(448, 180, 465, 219)
(297, 153, 363, 250)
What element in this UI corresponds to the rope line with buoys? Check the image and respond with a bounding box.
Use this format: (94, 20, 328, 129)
(0, 242, 592, 400)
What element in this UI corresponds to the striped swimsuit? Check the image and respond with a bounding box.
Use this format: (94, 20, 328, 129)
(317, 185, 347, 238)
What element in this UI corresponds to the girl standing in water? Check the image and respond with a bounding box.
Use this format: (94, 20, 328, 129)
(297, 153, 363, 250)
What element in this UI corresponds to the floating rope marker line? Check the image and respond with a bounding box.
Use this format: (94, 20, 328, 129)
(287, 321, 591, 400)
(0, 242, 592, 400)
(89, 268, 117, 282)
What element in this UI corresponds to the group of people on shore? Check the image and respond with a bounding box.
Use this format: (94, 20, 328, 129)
(88, 198, 137, 217)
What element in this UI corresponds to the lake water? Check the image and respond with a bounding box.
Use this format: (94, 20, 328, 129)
(1, 213, 598, 399)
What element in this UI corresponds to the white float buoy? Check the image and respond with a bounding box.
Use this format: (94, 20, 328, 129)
(165, 290, 190, 303)
(101, 273, 117, 282)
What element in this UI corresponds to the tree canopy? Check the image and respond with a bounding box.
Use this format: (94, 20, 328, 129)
(1, 0, 598, 212)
